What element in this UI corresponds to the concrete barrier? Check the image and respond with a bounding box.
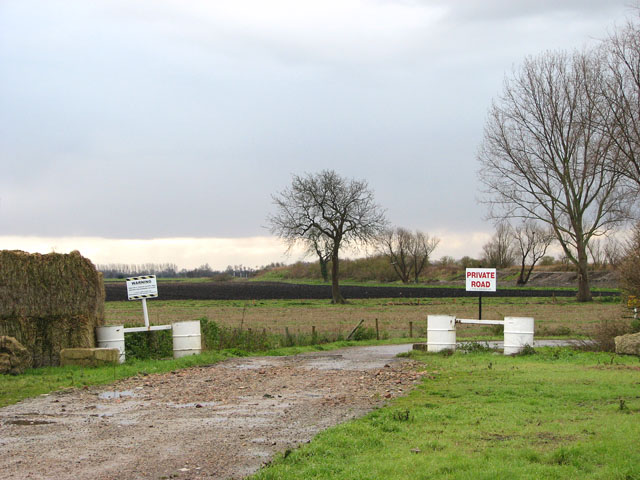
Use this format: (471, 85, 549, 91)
(60, 348, 120, 367)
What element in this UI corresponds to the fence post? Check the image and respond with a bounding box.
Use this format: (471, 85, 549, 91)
(409, 321, 413, 338)
(375, 318, 379, 340)
(347, 319, 365, 340)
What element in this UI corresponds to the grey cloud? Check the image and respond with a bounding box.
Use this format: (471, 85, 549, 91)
(0, 0, 634, 241)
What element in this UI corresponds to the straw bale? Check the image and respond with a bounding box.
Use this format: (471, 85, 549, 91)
(0, 336, 32, 374)
(0, 250, 105, 367)
(615, 332, 640, 355)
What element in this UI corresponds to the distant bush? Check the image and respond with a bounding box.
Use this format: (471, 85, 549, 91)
(539, 256, 556, 266)
(619, 223, 640, 301)
(339, 255, 397, 283)
(254, 254, 476, 284)
(459, 256, 482, 268)
(576, 319, 633, 352)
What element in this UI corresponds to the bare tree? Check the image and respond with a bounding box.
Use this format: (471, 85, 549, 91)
(482, 222, 516, 268)
(478, 49, 631, 301)
(587, 237, 606, 269)
(378, 227, 415, 283)
(409, 231, 440, 283)
(378, 228, 440, 283)
(512, 221, 555, 285)
(604, 236, 624, 268)
(268, 170, 387, 304)
(602, 14, 640, 188)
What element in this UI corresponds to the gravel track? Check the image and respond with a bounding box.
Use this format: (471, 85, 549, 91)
(0, 344, 422, 480)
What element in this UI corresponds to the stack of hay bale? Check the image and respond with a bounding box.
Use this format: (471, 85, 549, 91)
(0, 250, 105, 368)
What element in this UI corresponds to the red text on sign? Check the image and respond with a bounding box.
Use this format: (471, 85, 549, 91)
(466, 271, 495, 279)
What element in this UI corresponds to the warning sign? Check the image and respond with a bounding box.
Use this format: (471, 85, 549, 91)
(126, 275, 158, 300)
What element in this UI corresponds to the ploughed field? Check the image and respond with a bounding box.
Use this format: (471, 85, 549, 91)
(104, 281, 617, 302)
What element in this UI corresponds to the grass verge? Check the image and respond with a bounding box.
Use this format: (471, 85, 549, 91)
(250, 347, 640, 480)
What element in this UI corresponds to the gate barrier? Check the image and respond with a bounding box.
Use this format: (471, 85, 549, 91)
(426, 315, 534, 355)
(96, 321, 201, 363)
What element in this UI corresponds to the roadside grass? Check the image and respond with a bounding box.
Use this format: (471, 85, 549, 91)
(105, 296, 625, 339)
(0, 338, 411, 408)
(251, 348, 640, 480)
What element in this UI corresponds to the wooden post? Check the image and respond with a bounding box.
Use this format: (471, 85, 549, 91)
(409, 321, 413, 338)
(312, 325, 316, 336)
(375, 318, 380, 340)
(347, 319, 365, 340)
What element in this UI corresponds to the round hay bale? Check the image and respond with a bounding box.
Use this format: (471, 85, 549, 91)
(0, 250, 105, 367)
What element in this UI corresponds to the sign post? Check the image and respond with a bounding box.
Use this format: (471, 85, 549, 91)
(465, 268, 497, 320)
(126, 275, 159, 329)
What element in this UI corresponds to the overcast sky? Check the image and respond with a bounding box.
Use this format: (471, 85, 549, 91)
(0, 1, 634, 269)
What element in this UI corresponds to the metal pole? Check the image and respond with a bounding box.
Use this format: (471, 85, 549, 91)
(142, 298, 150, 330)
(478, 293, 482, 320)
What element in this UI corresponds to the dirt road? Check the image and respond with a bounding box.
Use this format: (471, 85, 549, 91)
(0, 344, 424, 480)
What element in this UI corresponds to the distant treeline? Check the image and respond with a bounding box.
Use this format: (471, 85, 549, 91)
(97, 263, 258, 279)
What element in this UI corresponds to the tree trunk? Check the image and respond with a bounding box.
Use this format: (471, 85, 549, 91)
(522, 264, 536, 285)
(516, 259, 527, 286)
(330, 250, 345, 304)
(576, 244, 592, 302)
(319, 257, 329, 282)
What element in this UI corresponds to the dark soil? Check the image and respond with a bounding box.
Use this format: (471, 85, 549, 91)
(104, 280, 619, 302)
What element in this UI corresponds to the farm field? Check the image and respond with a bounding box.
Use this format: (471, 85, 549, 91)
(105, 296, 625, 339)
(104, 280, 618, 302)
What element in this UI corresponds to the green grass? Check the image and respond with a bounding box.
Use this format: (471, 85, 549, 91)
(250, 348, 640, 480)
(0, 350, 229, 407)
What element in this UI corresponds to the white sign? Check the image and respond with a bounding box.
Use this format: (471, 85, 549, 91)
(126, 275, 158, 300)
(465, 268, 497, 292)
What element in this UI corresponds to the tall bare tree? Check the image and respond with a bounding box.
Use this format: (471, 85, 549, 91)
(478, 49, 631, 301)
(512, 221, 555, 286)
(482, 222, 516, 269)
(602, 14, 640, 188)
(378, 228, 440, 283)
(378, 227, 415, 283)
(268, 170, 387, 304)
(409, 231, 440, 283)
